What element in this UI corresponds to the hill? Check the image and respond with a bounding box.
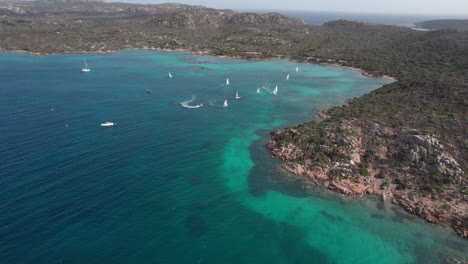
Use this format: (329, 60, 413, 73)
(415, 19, 468, 30)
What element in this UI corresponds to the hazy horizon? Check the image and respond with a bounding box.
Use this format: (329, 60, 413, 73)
(108, 0, 468, 16)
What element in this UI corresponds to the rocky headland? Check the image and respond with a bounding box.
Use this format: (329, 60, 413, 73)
(268, 119, 467, 238)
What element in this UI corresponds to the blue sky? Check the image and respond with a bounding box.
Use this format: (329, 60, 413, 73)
(111, 0, 468, 15)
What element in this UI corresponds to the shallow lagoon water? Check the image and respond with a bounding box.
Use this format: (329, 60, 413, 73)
(0, 50, 466, 264)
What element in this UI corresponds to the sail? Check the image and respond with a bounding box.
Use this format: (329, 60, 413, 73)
(286, 74, 290, 80)
(273, 86, 278, 95)
(226, 78, 230, 85)
(296, 66, 299, 72)
(236, 91, 240, 99)
(81, 59, 91, 72)
(169, 72, 173, 78)
(223, 99, 228, 107)
(256, 88, 261, 94)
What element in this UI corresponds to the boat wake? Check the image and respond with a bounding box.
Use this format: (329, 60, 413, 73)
(262, 86, 273, 94)
(180, 95, 203, 109)
(206, 99, 225, 108)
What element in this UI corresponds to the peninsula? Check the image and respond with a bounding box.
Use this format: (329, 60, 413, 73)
(1, 0, 466, 237)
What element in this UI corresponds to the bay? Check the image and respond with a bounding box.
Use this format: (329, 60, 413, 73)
(0, 50, 466, 264)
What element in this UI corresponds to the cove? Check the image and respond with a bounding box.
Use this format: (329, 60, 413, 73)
(0, 50, 466, 264)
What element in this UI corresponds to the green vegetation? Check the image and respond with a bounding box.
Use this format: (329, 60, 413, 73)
(0, 0, 467, 236)
(415, 19, 468, 31)
(376, 172, 386, 179)
(441, 204, 452, 212)
(381, 181, 389, 190)
(421, 185, 433, 193)
(394, 178, 408, 190)
(359, 168, 370, 176)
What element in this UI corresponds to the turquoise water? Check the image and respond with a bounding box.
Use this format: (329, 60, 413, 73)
(0, 50, 466, 264)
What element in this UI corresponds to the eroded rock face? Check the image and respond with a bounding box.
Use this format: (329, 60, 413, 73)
(399, 135, 463, 183)
(0, 4, 27, 15)
(268, 120, 467, 238)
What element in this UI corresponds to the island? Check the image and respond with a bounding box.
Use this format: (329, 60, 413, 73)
(1, 0, 466, 238)
(415, 19, 468, 30)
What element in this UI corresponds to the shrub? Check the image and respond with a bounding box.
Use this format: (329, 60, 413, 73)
(441, 204, 451, 212)
(363, 152, 372, 162)
(359, 168, 370, 176)
(376, 172, 385, 179)
(381, 181, 389, 190)
(396, 181, 408, 190)
(420, 185, 433, 193)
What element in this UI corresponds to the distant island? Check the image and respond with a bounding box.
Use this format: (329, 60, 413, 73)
(415, 19, 468, 30)
(0, 0, 466, 238)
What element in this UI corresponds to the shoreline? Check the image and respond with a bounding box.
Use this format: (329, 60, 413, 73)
(0, 47, 398, 82)
(268, 121, 467, 239)
(321, 62, 398, 81)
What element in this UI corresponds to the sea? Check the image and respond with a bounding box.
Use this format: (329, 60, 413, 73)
(0, 50, 467, 264)
(238, 10, 468, 28)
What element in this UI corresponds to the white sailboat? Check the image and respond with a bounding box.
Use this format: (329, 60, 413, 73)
(100, 122, 115, 127)
(226, 78, 230, 85)
(296, 66, 299, 72)
(286, 74, 290, 80)
(81, 59, 91, 72)
(256, 88, 261, 94)
(223, 99, 228, 107)
(235, 91, 241, 99)
(168, 72, 173, 78)
(273, 86, 278, 95)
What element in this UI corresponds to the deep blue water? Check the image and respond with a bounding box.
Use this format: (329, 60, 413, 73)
(0, 50, 467, 264)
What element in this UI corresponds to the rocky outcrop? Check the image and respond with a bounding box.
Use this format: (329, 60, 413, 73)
(399, 135, 464, 183)
(151, 10, 304, 29)
(268, 120, 467, 238)
(0, 4, 27, 15)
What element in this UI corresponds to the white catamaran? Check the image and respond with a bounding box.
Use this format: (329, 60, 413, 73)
(226, 78, 230, 85)
(168, 72, 173, 78)
(235, 91, 241, 99)
(273, 86, 278, 95)
(223, 99, 228, 107)
(81, 59, 91, 72)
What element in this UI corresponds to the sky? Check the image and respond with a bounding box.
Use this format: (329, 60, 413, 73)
(111, 0, 468, 15)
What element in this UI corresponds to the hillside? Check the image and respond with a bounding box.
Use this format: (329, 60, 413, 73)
(415, 19, 468, 30)
(0, 0, 467, 238)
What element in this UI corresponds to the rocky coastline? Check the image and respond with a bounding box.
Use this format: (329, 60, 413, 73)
(2, 0, 466, 240)
(267, 120, 467, 238)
